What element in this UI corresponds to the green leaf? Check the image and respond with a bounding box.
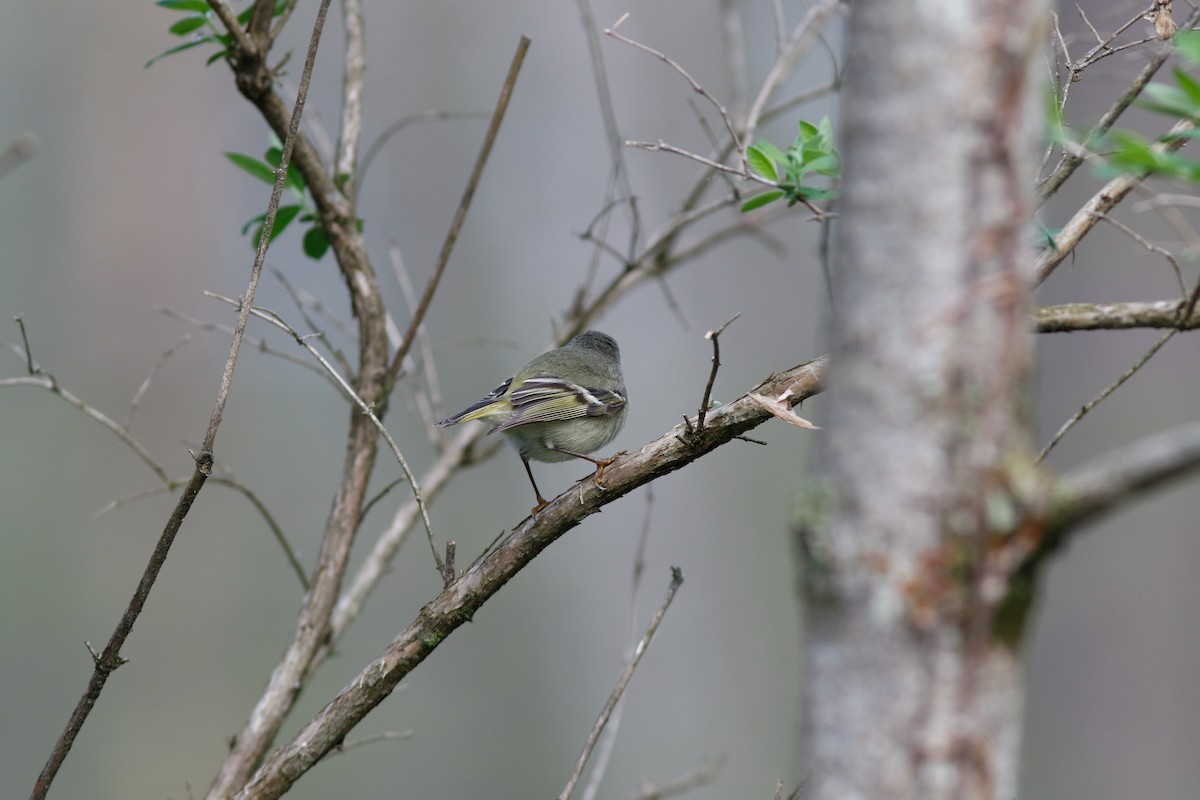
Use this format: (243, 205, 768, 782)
(225, 152, 278, 186)
(302, 226, 330, 260)
(793, 185, 836, 202)
(817, 116, 834, 141)
(263, 146, 306, 195)
(1175, 67, 1200, 106)
(754, 140, 788, 167)
(1175, 30, 1200, 65)
(168, 15, 209, 36)
(205, 49, 229, 66)
(798, 120, 819, 139)
(145, 36, 217, 68)
(747, 145, 778, 181)
(156, 0, 210, 10)
(741, 190, 784, 212)
(1140, 82, 1200, 119)
(805, 153, 840, 177)
(242, 212, 266, 237)
(251, 204, 303, 249)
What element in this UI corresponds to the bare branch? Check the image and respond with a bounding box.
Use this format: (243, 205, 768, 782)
(4, 321, 168, 483)
(559, 568, 685, 800)
(1033, 299, 1200, 331)
(389, 242, 444, 432)
(606, 16, 745, 169)
(1039, 5, 1200, 202)
(624, 757, 726, 800)
(742, 1, 842, 150)
(156, 305, 339, 389)
(695, 313, 740, 435)
(335, 0, 365, 205)
(1035, 119, 1196, 285)
(357, 110, 490, 201)
(204, 292, 440, 580)
(1044, 419, 1200, 542)
(386, 36, 531, 384)
(718, 0, 748, 117)
(123, 336, 192, 431)
(1037, 329, 1177, 462)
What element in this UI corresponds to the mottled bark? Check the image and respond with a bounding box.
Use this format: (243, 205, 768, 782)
(799, 2, 1046, 798)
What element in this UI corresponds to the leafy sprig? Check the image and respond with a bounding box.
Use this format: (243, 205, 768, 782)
(741, 116, 840, 212)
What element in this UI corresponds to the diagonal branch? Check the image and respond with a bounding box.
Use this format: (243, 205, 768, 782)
(386, 36, 531, 384)
(559, 567, 685, 800)
(1036, 117, 1196, 285)
(1041, 419, 1200, 552)
(230, 357, 827, 799)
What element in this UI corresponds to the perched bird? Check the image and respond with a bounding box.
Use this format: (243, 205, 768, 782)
(438, 331, 628, 514)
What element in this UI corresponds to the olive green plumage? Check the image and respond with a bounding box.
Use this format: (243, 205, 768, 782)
(438, 331, 628, 513)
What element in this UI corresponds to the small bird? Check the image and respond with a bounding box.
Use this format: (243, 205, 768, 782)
(438, 330, 628, 514)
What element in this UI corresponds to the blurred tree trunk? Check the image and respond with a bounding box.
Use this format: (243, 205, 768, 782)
(799, 1, 1046, 798)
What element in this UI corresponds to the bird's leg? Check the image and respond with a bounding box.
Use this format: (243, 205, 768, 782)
(522, 456, 550, 516)
(546, 446, 627, 489)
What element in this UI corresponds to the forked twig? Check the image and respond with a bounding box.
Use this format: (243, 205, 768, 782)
(606, 15, 744, 168)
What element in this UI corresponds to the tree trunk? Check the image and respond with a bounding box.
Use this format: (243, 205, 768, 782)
(799, 2, 1046, 798)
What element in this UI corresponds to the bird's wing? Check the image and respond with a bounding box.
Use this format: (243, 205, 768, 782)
(437, 377, 513, 426)
(494, 374, 625, 431)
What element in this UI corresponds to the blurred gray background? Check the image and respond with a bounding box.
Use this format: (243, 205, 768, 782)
(1, 2, 1197, 798)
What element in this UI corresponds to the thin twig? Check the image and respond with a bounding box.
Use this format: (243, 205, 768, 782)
(579, 487, 658, 800)
(356, 110, 489, 201)
(332, 730, 414, 754)
(123, 336, 192, 431)
(1091, 211, 1186, 296)
(271, 268, 355, 375)
(2, 346, 169, 485)
(386, 36, 531, 385)
(389, 242, 444, 432)
(205, 291, 442, 580)
(1036, 118, 1196, 285)
(574, 0, 640, 305)
(1039, 5, 1200, 202)
(90, 476, 309, 591)
(718, 0, 748, 117)
(696, 313, 740, 434)
(742, 1, 841, 150)
(156, 305, 339, 389)
(606, 15, 745, 170)
(559, 567, 685, 800)
(625, 757, 727, 800)
(1037, 329, 1177, 463)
